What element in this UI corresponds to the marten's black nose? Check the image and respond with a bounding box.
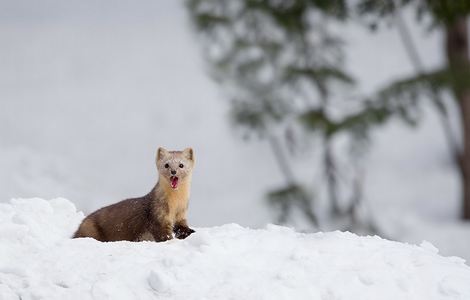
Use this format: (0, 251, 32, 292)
(171, 170, 177, 175)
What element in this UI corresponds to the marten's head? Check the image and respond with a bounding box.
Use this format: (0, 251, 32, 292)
(157, 147, 195, 190)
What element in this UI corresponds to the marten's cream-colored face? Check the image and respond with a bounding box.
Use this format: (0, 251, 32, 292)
(157, 147, 195, 190)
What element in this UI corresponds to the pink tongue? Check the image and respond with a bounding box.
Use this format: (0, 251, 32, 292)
(171, 177, 179, 189)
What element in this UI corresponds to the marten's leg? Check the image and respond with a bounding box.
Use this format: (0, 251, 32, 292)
(149, 218, 173, 242)
(173, 218, 195, 239)
(73, 218, 103, 241)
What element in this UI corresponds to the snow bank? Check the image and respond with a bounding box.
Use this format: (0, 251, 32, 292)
(1, 198, 470, 300)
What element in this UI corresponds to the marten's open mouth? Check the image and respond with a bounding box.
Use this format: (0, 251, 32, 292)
(170, 176, 179, 189)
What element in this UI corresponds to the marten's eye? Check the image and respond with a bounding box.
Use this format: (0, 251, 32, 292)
(179, 163, 184, 168)
(164, 163, 169, 169)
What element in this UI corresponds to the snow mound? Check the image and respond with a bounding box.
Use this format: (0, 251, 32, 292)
(1, 199, 470, 300)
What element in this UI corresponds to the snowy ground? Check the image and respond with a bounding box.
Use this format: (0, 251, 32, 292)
(1, 198, 470, 300)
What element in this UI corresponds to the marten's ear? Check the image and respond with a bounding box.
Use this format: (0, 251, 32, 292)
(157, 147, 169, 162)
(183, 147, 194, 162)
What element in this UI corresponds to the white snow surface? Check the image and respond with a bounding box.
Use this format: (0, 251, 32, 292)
(1, 198, 470, 300)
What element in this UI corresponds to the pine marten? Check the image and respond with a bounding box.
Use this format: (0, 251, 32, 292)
(73, 147, 195, 242)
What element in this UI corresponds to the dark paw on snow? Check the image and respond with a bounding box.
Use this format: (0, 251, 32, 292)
(174, 227, 195, 239)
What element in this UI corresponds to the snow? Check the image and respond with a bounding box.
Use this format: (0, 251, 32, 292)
(1, 198, 470, 300)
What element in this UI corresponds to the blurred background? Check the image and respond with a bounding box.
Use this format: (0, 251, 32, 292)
(1, 0, 470, 260)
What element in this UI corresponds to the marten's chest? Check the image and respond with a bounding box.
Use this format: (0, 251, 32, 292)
(166, 189, 189, 216)
(161, 182, 190, 218)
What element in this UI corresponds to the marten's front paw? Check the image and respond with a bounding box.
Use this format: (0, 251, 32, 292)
(174, 226, 195, 239)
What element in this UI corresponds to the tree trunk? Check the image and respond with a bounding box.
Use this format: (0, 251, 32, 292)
(445, 17, 470, 219)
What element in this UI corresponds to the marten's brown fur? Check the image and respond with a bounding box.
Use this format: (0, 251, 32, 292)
(73, 147, 195, 242)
